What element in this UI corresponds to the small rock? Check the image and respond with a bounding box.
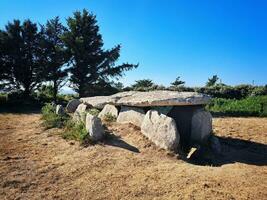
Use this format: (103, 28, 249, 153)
(73, 104, 87, 123)
(86, 113, 105, 141)
(66, 99, 81, 113)
(191, 109, 212, 144)
(141, 110, 180, 151)
(56, 105, 65, 115)
(98, 104, 118, 120)
(117, 106, 145, 127)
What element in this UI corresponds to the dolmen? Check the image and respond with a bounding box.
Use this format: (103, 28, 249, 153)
(66, 90, 213, 152)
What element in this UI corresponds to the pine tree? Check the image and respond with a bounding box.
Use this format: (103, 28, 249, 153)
(206, 75, 219, 87)
(0, 20, 44, 97)
(171, 76, 185, 87)
(62, 9, 138, 97)
(41, 17, 68, 102)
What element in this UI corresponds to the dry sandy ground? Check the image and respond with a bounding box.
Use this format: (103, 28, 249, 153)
(0, 112, 267, 200)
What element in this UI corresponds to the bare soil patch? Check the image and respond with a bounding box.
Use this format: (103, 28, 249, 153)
(0, 113, 266, 200)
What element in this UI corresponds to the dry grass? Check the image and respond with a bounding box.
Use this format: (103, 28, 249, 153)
(0, 113, 266, 200)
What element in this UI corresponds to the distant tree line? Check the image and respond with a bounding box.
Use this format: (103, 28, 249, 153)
(0, 9, 138, 102)
(124, 75, 267, 100)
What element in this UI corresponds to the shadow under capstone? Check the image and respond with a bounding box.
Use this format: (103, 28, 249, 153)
(167, 105, 203, 151)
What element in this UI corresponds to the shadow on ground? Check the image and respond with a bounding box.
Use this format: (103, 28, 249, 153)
(0, 104, 41, 114)
(102, 132, 140, 153)
(188, 136, 267, 167)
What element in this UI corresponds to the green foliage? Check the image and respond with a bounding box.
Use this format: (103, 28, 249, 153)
(41, 103, 68, 128)
(195, 84, 267, 99)
(103, 113, 116, 122)
(62, 120, 89, 141)
(62, 9, 138, 97)
(37, 85, 54, 102)
(131, 79, 157, 91)
(171, 76, 185, 87)
(87, 108, 100, 116)
(207, 95, 267, 117)
(206, 75, 219, 87)
(40, 16, 68, 102)
(0, 93, 7, 104)
(0, 19, 45, 97)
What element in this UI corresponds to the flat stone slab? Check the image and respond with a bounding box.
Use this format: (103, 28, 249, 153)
(80, 91, 210, 108)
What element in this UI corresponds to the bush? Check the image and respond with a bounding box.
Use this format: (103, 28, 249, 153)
(62, 120, 89, 141)
(207, 95, 267, 117)
(88, 108, 100, 116)
(0, 93, 7, 104)
(41, 103, 68, 128)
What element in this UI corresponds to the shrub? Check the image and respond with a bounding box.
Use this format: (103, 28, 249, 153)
(41, 103, 68, 128)
(88, 108, 100, 116)
(62, 119, 89, 141)
(207, 95, 267, 117)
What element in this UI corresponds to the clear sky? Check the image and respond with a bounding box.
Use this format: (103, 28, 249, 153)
(1, 0, 267, 88)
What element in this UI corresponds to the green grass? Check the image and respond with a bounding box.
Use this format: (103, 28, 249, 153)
(41, 103, 68, 129)
(87, 108, 100, 116)
(62, 120, 89, 141)
(207, 95, 267, 117)
(41, 103, 93, 143)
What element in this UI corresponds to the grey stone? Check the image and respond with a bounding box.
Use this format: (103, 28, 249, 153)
(56, 105, 65, 115)
(73, 103, 88, 123)
(210, 135, 221, 154)
(85, 113, 105, 141)
(98, 104, 118, 120)
(80, 91, 210, 109)
(141, 110, 180, 151)
(66, 99, 81, 113)
(117, 106, 145, 127)
(191, 109, 212, 144)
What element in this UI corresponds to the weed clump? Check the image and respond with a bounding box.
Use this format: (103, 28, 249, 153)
(103, 113, 117, 122)
(62, 120, 89, 141)
(41, 103, 68, 129)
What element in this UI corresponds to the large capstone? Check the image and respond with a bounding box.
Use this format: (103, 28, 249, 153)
(191, 109, 212, 144)
(98, 104, 118, 120)
(66, 99, 81, 113)
(85, 113, 105, 141)
(141, 110, 180, 151)
(117, 106, 145, 127)
(73, 103, 88, 123)
(80, 91, 210, 109)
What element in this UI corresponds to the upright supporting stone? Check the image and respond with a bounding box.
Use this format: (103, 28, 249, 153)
(98, 104, 118, 120)
(168, 105, 202, 149)
(117, 106, 145, 127)
(86, 113, 105, 141)
(66, 99, 81, 113)
(73, 103, 88, 123)
(191, 109, 212, 144)
(141, 110, 180, 151)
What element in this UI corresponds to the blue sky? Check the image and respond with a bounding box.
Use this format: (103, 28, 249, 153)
(1, 0, 267, 89)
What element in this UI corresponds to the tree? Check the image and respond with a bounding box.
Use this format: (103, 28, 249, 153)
(0, 30, 12, 90)
(171, 76, 185, 87)
(0, 20, 44, 98)
(41, 17, 68, 102)
(132, 79, 154, 88)
(206, 75, 219, 87)
(62, 10, 138, 97)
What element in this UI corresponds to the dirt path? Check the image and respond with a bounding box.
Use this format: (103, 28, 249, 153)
(0, 113, 267, 200)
